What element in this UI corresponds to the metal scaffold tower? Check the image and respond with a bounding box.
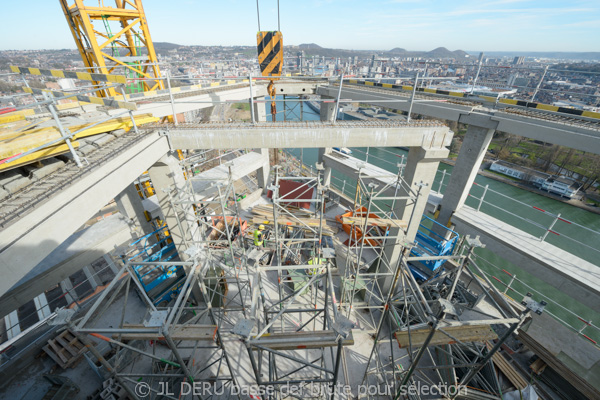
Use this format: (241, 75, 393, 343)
(337, 166, 418, 332)
(59, 0, 164, 97)
(227, 165, 356, 399)
(360, 236, 531, 399)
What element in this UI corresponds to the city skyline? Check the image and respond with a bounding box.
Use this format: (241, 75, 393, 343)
(1, 0, 598, 52)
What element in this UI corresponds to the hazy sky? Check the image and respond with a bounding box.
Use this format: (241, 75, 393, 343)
(1, 0, 598, 52)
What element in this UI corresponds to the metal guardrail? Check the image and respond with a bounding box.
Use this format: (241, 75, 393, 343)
(464, 247, 600, 346)
(0, 258, 120, 357)
(468, 181, 600, 259)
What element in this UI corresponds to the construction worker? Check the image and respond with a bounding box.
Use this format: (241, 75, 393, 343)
(307, 251, 327, 276)
(253, 225, 265, 248)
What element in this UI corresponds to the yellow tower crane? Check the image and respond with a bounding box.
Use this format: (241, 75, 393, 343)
(59, 0, 164, 97)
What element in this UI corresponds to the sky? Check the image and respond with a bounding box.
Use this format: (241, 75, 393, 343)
(1, 0, 599, 52)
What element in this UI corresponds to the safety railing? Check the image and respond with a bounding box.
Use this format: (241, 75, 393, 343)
(0, 256, 122, 362)
(463, 247, 600, 346)
(467, 181, 600, 261)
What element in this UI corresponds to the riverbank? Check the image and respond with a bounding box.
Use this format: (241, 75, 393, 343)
(440, 158, 600, 216)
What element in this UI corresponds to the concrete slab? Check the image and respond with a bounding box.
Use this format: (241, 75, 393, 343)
(190, 151, 268, 196)
(452, 206, 600, 312)
(0, 214, 132, 318)
(29, 158, 65, 181)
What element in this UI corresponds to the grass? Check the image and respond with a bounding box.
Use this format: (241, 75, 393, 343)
(232, 103, 250, 111)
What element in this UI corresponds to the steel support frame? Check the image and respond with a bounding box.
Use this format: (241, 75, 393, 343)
(360, 238, 526, 399)
(338, 166, 418, 332)
(59, 0, 163, 97)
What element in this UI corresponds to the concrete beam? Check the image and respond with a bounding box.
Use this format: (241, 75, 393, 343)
(190, 151, 269, 198)
(0, 133, 169, 297)
(0, 214, 132, 319)
(318, 86, 600, 154)
(131, 82, 319, 119)
(451, 206, 600, 313)
(167, 122, 450, 150)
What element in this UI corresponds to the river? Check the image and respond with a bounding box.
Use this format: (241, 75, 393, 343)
(266, 97, 600, 342)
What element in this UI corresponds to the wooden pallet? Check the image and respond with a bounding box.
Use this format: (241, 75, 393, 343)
(42, 329, 89, 369)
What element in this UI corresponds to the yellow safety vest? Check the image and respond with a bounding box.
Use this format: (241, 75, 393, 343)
(253, 229, 263, 246)
(307, 258, 326, 275)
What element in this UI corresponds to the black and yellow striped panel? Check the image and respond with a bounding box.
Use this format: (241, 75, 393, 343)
(345, 79, 600, 120)
(23, 87, 137, 111)
(257, 31, 283, 77)
(10, 66, 127, 84)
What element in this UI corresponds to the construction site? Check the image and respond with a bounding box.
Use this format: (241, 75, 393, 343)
(1, 1, 600, 400)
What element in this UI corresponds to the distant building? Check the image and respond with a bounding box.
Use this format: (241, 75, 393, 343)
(512, 56, 525, 65)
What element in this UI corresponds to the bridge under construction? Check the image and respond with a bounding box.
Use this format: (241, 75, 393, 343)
(1, 1, 599, 399)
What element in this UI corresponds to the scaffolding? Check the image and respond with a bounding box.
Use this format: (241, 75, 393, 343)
(42, 146, 539, 399)
(360, 236, 529, 399)
(337, 165, 418, 332)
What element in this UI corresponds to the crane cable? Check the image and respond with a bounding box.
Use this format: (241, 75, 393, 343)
(256, 0, 281, 121)
(255, 0, 280, 31)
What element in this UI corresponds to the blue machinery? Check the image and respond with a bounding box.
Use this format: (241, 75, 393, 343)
(124, 226, 186, 305)
(409, 215, 459, 280)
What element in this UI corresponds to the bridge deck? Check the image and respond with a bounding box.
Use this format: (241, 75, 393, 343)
(452, 206, 600, 311)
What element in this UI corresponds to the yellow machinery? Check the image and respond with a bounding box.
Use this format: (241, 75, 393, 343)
(59, 0, 163, 97)
(256, 31, 283, 121)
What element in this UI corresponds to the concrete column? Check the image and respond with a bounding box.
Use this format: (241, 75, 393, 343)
(254, 101, 267, 122)
(255, 148, 271, 193)
(4, 311, 20, 339)
(83, 265, 101, 289)
(320, 97, 336, 122)
(114, 183, 156, 240)
(255, 92, 271, 192)
(33, 293, 52, 320)
(318, 99, 335, 186)
(60, 279, 77, 304)
(435, 122, 496, 229)
(317, 147, 333, 186)
(148, 151, 203, 303)
(395, 147, 450, 242)
(103, 254, 121, 275)
(376, 146, 448, 296)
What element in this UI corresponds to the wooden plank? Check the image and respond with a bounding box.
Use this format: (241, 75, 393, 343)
(0, 142, 77, 172)
(43, 345, 67, 367)
(54, 335, 79, 357)
(395, 324, 498, 348)
(342, 216, 408, 229)
(530, 358, 547, 375)
(486, 342, 528, 390)
(250, 330, 354, 350)
(0, 114, 157, 160)
(113, 324, 217, 341)
(252, 216, 334, 235)
(46, 340, 70, 364)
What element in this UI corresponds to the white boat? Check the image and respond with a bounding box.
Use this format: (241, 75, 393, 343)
(333, 147, 352, 155)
